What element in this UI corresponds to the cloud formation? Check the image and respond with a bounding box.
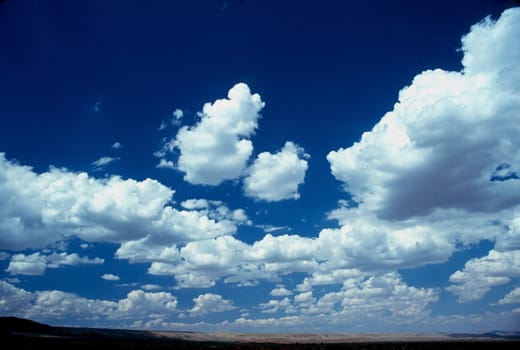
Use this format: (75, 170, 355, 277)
(0, 153, 242, 250)
(323, 8, 520, 309)
(173, 83, 265, 185)
(6, 252, 103, 275)
(244, 141, 309, 201)
(189, 293, 235, 317)
(0, 281, 180, 323)
(327, 9, 520, 221)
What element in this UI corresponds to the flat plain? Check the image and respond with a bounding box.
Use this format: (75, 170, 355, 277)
(2, 317, 518, 349)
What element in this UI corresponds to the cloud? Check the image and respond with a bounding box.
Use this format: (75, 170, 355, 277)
(113, 289, 178, 319)
(93, 99, 101, 113)
(327, 8, 520, 221)
(0, 153, 241, 250)
(181, 199, 212, 210)
(0, 281, 178, 323)
(156, 159, 175, 169)
(446, 209, 520, 303)
(0, 281, 35, 315)
(112, 142, 122, 149)
(244, 141, 309, 201)
(171, 83, 265, 185)
(159, 109, 184, 131)
(270, 285, 292, 297)
(260, 297, 295, 314)
(235, 272, 439, 332)
(141, 284, 161, 291)
(142, 216, 454, 289)
(320, 8, 520, 306)
(91, 156, 119, 171)
(497, 287, 520, 305)
(189, 293, 235, 317)
(6, 253, 46, 275)
(101, 273, 120, 281)
(447, 249, 520, 302)
(1, 279, 516, 333)
(173, 108, 183, 120)
(6, 252, 103, 276)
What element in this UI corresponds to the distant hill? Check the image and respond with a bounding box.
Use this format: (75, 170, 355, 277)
(0, 316, 57, 336)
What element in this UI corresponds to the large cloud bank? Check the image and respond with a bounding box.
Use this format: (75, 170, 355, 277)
(0, 153, 243, 251)
(327, 8, 520, 303)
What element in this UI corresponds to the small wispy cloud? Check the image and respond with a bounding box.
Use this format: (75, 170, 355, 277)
(112, 142, 122, 150)
(92, 156, 119, 171)
(93, 99, 101, 113)
(101, 273, 120, 281)
(159, 109, 184, 131)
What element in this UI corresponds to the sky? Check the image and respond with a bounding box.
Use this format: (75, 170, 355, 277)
(1, 0, 520, 333)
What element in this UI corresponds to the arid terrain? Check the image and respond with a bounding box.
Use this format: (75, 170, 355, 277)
(1, 317, 518, 349)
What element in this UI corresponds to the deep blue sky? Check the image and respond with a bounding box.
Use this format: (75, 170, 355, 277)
(1, 0, 520, 332)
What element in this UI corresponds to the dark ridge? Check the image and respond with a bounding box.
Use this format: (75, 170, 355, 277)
(0, 316, 57, 336)
(1, 317, 519, 349)
(449, 331, 520, 340)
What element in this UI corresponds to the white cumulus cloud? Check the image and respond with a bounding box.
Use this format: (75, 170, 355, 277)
(0, 281, 178, 324)
(270, 285, 293, 297)
(6, 252, 103, 276)
(172, 83, 265, 185)
(244, 141, 309, 201)
(327, 8, 520, 221)
(447, 249, 520, 302)
(189, 293, 235, 317)
(497, 287, 520, 305)
(0, 153, 241, 251)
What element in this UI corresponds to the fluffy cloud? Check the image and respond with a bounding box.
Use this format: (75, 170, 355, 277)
(0, 281, 178, 324)
(236, 272, 439, 332)
(0, 280, 35, 315)
(447, 249, 520, 302)
(259, 297, 295, 314)
(0, 153, 240, 250)
(172, 83, 265, 185)
(324, 8, 520, 305)
(497, 287, 520, 305)
(112, 142, 122, 149)
(113, 289, 178, 319)
(244, 141, 309, 201)
(327, 9, 520, 221)
(446, 210, 520, 303)
(140, 217, 454, 289)
(156, 159, 175, 169)
(189, 293, 235, 317)
(6, 252, 103, 276)
(270, 285, 292, 297)
(173, 108, 183, 120)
